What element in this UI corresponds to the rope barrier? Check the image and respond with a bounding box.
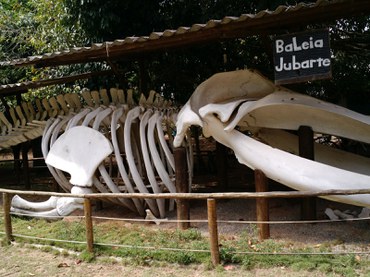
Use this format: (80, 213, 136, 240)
(7, 211, 370, 225)
(229, 250, 370, 256)
(217, 216, 370, 224)
(2, 187, 370, 199)
(4, 231, 370, 257)
(93, 241, 211, 253)
(3, 188, 370, 264)
(11, 233, 87, 244)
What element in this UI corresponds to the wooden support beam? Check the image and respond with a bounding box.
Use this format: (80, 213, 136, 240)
(207, 198, 220, 266)
(3, 193, 13, 244)
(12, 145, 22, 186)
(0, 70, 113, 97)
(22, 142, 31, 190)
(174, 147, 190, 230)
(298, 125, 316, 220)
(84, 198, 94, 254)
(255, 169, 270, 240)
(216, 142, 228, 191)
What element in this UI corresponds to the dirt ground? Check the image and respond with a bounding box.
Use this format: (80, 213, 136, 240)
(2, 148, 370, 276)
(0, 245, 338, 277)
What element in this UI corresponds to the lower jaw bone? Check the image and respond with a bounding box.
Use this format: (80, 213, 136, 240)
(10, 186, 92, 219)
(203, 114, 370, 208)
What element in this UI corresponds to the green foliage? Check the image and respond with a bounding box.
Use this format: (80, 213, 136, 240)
(79, 250, 95, 262)
(0, 0, 89, 103)
(0, 0, 84, 58)
(0, 0, 369, 112)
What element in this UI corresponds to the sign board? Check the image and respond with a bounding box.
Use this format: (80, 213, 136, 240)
(273, 29, 331, 85)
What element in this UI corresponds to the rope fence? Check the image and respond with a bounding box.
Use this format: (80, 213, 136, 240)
(2, 187, 370, 265)
(7, 209, 370, 224)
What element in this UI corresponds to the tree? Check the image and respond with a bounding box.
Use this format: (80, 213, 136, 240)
(1, 0, 369, 113)
(0, 0, 88, 105)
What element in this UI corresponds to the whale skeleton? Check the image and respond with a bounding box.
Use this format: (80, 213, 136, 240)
(174, 69, 370, 208)
(11, 89, 193, 219)
(9, 69, 370, 219)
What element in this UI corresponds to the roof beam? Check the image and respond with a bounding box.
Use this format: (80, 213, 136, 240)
(0, 70, 113, 96)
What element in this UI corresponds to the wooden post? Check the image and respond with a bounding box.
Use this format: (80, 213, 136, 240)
(12, 145, 21, 185)
(255, 169, 270, 240)
(3, 193, 13, 244)
(215, 142, 228, 191)
(191, 126, 205, 172)
(174, 147, 190, 230)
(298, 126, 316, 220)
(207, 198, 220, 266)
(21, 142, 31, 190)
(84, 198, 94, 253)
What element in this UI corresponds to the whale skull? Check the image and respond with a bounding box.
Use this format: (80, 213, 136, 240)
(175, 69, 370, 208)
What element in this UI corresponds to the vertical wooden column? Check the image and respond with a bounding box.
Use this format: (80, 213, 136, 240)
(192, 126, 205, 172)
(215, 142, 228, 191)
(12, 145, 21, 185)
(255, 169, 270, 240)
(207, 198, 220, 266)
(3, 193, 13, 244)
(174, 147, 190, 230)
(84, 198, 94, 253)
(22, 142, 31, 190)
(298, 125, 316, 220)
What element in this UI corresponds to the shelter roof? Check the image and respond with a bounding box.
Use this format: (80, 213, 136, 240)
(0, 70, 112, 96)
(1, 0, 369, 68)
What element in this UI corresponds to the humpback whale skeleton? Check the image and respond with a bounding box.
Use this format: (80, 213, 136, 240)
(11, 89, 193, 219)
(174, 69, 370, 208)
(10, 69, 370, 219)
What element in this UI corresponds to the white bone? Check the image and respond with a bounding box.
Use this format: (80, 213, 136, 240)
(81, 89, 94, 107)
(91, 90, 101, 107)
(140, 109, 166, 218)
(57, 95, 70, 114)
(225, 90, 370, 144)
(11, 195, 59, 212)
(156, 113, 175, 171)
(46, 126, 113, 187)
(201, 110, 370, 207)
(175, 69, 370, 209)
(148, 112, 176, 194)
(124, 107, 159, 216)
(42, 117, 73, 192)
(100, 89, 110, 106)
(111, 108, 144, 215)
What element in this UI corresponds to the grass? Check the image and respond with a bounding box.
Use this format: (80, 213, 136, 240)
(0, 209, 370, 276)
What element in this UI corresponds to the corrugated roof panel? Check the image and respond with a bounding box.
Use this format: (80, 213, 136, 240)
(112, 40, 125, 44)
(176, 26, 190, 34)
(221, 17, 239, 24)
(125, 37, 139, 43)
(137, 36, 149, 42)
(237, 14, 254, 21)
(149, 32, 162, 40)
(274, 5, 289, 13)
(190, 24, 205, 32)
(163, 30, 177, 37)
(205, 19, 221, 28)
